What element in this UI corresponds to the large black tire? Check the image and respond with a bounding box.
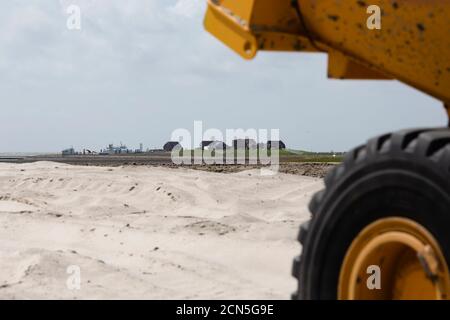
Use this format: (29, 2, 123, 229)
(292, 128, 450, 300)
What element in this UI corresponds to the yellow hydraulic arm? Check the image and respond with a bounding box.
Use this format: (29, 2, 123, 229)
(204, 0, 450, 114)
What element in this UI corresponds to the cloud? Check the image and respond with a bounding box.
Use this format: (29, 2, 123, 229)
(168, 0, 203, 18)
(0, 0, 220, 85)
(0, 1, 444, 152)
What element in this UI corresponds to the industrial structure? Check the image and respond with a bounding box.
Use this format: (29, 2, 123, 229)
(61, 147, 76, 156)
(99, 143, 131, 155)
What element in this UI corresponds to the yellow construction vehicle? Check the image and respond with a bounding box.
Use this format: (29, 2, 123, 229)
(204, 0, 450, 300)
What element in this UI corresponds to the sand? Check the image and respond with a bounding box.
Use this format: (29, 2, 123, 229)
(0, 161, 322, 299)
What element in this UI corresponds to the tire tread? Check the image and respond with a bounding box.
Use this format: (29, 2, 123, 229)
(292, 127, 450, 300)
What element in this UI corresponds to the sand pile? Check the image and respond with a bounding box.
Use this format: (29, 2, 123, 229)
(0, 161, 322, 299)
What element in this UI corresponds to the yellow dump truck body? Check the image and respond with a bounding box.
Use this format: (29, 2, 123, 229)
(205, 0, 450, 107)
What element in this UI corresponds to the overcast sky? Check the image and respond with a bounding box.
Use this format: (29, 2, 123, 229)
(0, 0, 446, 153)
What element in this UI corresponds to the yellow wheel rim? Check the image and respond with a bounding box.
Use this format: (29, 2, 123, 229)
(338, 217, 450, 300)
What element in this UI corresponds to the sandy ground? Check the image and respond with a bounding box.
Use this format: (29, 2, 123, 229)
(0, 161, 322, 299)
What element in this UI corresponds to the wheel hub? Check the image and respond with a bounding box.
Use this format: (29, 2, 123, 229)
(338, 217, 450, 300)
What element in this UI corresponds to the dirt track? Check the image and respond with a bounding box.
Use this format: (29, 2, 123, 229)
(0, 153, 336, 178)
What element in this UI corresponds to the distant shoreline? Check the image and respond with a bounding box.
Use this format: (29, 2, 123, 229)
(0, 152, 58, 157)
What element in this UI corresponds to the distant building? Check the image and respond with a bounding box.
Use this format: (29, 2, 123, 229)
(201, 140, 228, 151)
(134, 143, 144, 153)
(100, 143, 130, 155)
(200, 140, 214, 150)
(232, 139, 257, 150)
(62, 148, 75, 156)
(163, 141, 182, 152)
(204, 141, 228, 151)
(257, 143, 267, 149)
(267, 140, 286, 150)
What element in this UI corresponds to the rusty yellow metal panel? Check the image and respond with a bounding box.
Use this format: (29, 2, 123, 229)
(249, 1, 301, 33)
(204, 0, 258, 59)
(204, 0, 318, 58)
(328, 49, 389, 80)
(299, 0, 450, 105)
(204, 0, 450, 106)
